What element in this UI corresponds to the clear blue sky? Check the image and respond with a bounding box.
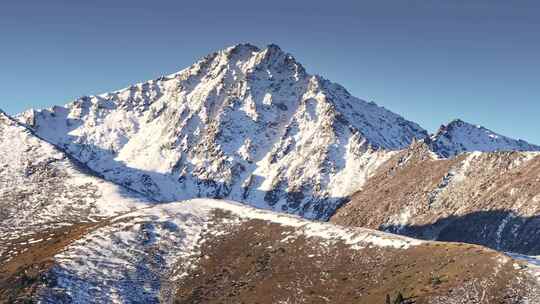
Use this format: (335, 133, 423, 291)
(1, 0, 539, 143)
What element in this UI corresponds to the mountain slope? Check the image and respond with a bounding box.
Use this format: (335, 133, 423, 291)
(331, 141, 540, 255)
(19, 44, 428, 219)
(3, 199, 535, 304)
(429, 119, 540, 157)
(0, 109, 148, 251)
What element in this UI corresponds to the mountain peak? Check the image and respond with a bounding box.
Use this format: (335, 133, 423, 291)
(430, 119, 540, 157)
(441, 119, 486, 132)
(223, 43, 261, 57)
(0, 109, 17, 126)
(24, 43, 427, 219)
(446, 118, 465, 125)
(218, 43, 291, 64)
(230, 42, 261, 51)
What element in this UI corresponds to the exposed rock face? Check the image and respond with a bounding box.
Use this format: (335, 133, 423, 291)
(429, 119, 540, 158)
(331, 141, 540, 255)
(18, 44, 427, 219)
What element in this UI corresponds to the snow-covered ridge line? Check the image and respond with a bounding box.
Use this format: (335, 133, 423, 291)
(3, 108, 162, 204)
(158, 199, 424, 249)
(109, 198, 423, 251)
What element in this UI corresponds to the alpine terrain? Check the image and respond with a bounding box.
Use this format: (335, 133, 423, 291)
(2, 44, 540, 303)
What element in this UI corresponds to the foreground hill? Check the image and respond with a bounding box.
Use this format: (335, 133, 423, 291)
(2, 199, 539, 303)
(331, 141, 540, 255)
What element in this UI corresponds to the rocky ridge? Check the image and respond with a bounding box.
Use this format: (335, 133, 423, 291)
(331, 140, 540, 255)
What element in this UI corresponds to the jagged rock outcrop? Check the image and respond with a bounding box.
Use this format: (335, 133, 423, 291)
(18, 44, 428, 219)
(331, 140, 540, 255)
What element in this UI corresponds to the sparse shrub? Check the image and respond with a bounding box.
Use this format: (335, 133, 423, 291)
(430, 274, 443, 286)
(394, 292, 404, 304)
(385, 292, 412, 304)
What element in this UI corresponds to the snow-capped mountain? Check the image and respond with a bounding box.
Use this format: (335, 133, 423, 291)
(429, 119, 540, 157)
(18, 44, 428, 219)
